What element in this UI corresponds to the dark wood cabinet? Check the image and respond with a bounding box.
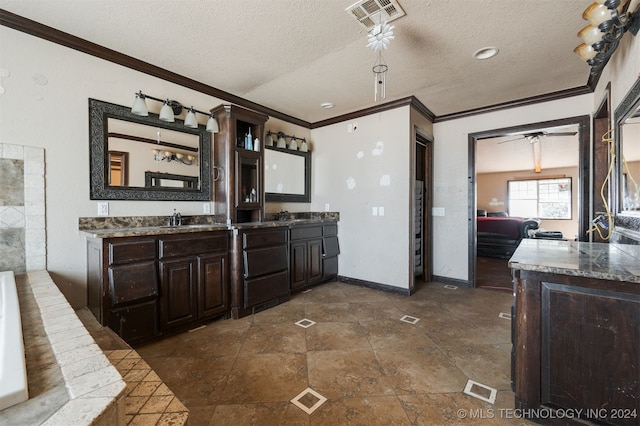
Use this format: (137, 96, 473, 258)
(230, 226, 290, 318)
(290, 225, 323, 290)
(212, 104, 269, 224)
(158, 233, 230, 331)
(87, 230, 230, 345)
(289, 222, 339, 292)
(87, 236, 160, 345)
(159, 257, 197, 329)
(513, 270, 639, 425)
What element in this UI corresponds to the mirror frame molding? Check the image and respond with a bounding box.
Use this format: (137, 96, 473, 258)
(264, 145, 311, 203)
(89, 98, 211, 201)
(614, 77, 640, 218)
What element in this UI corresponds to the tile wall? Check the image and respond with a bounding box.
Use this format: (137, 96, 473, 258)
(0, 143, 46, 272)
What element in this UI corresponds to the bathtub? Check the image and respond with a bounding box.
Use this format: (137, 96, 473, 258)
(0, 270, 28, 411)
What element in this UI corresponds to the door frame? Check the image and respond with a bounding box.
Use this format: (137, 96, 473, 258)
(410, 126, 433, 292)
(467, 115, 591, 287)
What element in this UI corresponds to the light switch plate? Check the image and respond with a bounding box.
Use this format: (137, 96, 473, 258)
(203, 203, 211, 214)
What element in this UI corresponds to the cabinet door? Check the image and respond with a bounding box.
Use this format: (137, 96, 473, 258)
(198, 253, 229, 319)
(109, 300, 159, 345)
(160, 257, 197, 329)
(290, 240, 307, 289)
(307, 238, 323, 284)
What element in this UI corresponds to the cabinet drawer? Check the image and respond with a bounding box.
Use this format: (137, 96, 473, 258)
(159, 233, 228, 258)
(109, 239, 156, 265)
(244, 270, 289, 307)
(290, 225, 322, 240)
(242, 228, 287, 249)
(244, 245, 288, 278)
(323, 224, 338, 236)
(108, 261, 158, 307)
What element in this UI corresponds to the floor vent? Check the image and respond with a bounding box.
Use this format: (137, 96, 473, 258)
(346, 0, 406, 32)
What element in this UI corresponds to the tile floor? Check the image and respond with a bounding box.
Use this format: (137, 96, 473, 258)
(136, 281, 534, 425)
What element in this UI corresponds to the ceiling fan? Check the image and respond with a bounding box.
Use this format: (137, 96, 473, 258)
(498, 130, 578, 144)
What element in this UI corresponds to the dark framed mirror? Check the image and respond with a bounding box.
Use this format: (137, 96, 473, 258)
(89, 98, 211, 201)
(614, 77, 640, 217)
(264, 145, 311, 202)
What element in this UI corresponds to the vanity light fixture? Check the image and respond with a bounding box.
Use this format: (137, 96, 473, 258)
(152, 148, 197, 166)
(574, 0, 640, 75)
(131, 91, 219, 133)
(268, 130, 309, 151)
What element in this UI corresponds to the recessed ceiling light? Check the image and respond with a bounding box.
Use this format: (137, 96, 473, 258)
(321, 102, 335, 109)
(473, 46, 499, 60)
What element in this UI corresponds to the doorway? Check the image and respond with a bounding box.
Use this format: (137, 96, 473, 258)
(468, 115, 591, 288)
(412, 129, 433, 291)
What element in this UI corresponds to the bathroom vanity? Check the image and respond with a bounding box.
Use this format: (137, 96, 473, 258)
(509, 239, 639, 425)
(82, 215, 339, 344)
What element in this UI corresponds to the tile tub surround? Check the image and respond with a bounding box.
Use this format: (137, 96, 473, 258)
(1, 271, 126, 425)
(0, 143, 46, 272)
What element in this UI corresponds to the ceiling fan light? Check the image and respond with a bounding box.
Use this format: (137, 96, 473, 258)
(574, 43, 597, 61)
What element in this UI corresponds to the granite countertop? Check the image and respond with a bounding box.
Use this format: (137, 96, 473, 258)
(509, 239, 640, 283)
(79, 213, 339, 238)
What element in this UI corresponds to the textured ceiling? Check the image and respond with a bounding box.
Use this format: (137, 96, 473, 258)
(0, 0, 592, 123)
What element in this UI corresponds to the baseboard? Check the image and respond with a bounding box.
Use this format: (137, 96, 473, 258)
(431, 275, 472, 288)
(337, 275, 411, 296)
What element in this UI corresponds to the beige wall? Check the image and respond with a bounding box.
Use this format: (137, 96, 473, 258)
(309, 106, 413, 290)
(477, 166, 580, 240)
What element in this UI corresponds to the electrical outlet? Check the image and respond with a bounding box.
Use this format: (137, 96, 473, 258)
(325, 203, 330, 211)
(378, 206, 384, 216)
(347, 124, 353, 133)
(97, 202, 109, 216)
(372, 207, 378, 216)
(203, 203, 211, 214)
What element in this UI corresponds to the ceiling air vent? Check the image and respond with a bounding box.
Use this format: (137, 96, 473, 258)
(346, 0, 406, 31)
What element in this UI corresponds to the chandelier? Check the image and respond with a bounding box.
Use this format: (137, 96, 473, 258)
(367, 22, 395, 102)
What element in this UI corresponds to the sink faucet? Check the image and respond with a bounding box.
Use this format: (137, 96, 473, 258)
(169, 209, 182, 226)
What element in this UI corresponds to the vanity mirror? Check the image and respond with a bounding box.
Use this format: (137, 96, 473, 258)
(89, 98, 211, 200)
(615, 77, 640, 215)
(264, 145, 311, 202)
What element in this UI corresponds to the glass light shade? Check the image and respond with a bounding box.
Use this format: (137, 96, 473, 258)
(159, 101, 175, 122)
(276, 136, 287, 148)
(187, 155, 195, 161)
(265, 133, 274, 146)
(583, 3, 613, 25)
(299, 140, 308, 152)
(206, 115, 219, 133)
(288, 138, 298, 150)
(574, 43, 597, 60)
(131, 93, 148, 116)
(578, 25, 605, 45)
(184, 108, 198, 128)
(175, 152, 184, 159)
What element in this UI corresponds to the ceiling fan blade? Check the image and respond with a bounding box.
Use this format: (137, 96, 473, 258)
(497, 136, 527, 144)
(542, 131, 577, 137)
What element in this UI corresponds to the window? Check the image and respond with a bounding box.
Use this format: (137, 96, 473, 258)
(507, 178, 572, 219)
